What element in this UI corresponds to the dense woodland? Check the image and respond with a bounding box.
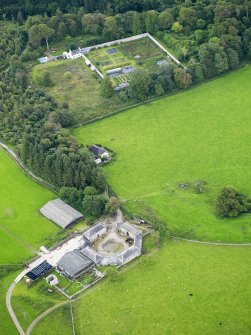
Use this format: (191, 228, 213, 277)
(0, 0, 251, 216)
(0, 23, 107, 215)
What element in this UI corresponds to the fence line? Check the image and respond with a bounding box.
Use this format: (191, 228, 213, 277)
(70, 302, 76, 335)
(0, 142, 58, 194)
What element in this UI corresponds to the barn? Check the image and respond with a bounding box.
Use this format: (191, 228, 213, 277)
(40, 198, 83, 229)
(57, 250, 94, 279)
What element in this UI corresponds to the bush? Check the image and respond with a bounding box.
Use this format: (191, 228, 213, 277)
(63, 71, 72, 79)
(215, 187, 251, 218)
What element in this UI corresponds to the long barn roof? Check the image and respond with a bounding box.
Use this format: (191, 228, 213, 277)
(40, 198, 83, 229)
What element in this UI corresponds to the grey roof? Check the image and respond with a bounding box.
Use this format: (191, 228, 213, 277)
(121, 66, 135, 74)
(89, 145, 107, 157)
(81, 247, 102, 263)
(57, 250, 94, 278)
(118, 246, 141, 263)
(134, 234, 143, 249)
(100, 255, 122, 266)
(84, 224, 106, 239)
(121, 222, 142, 237)
(40, 199, 83, 229)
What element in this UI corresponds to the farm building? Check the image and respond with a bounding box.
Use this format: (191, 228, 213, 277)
(119, 222, 142, 239)
(81, 246, 102, 264)
(40, 198, 83, 229)
(57, 250, 94, 279)
(118, 246, 141, 264)
(83, 223, 107, 242)
(80, 221, 143, 266)
(89, 145, 109, 159)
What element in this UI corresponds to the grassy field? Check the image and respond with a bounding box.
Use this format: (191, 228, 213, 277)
(12, 280, 65, 331)
(33, 59, 128, 123)
(31, 241, 251, 335)
(73, 65, 251, 243)
(32, 304, 72, 335)
(0, 148, 59, 264)
(0, 271, 21, 335)
(0, 148, 88, 335)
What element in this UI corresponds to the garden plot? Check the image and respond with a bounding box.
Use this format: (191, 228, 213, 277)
(120, 37, 164, 60)
(48, 268, 102, 298)
(87, 36, 171, 87)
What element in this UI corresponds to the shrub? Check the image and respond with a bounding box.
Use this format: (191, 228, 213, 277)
(63, 71, 72, 79)
(215, 187, 251, 218)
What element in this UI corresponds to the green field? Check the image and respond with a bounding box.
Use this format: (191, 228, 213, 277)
(0, 271, 21, 335)
(73, 65, 251, 243)
(32, 304, 72, 335)
(12, 280, 65, 331)
(0, 148, 59, 264)
(0, 148, 62, 334)
(31, 241, 251, 335)
(33, 59, 128, 123)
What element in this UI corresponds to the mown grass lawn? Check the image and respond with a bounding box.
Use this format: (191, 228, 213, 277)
(0, 149, 59, 264)
(73, 65, 251, 243)
(32, 241, 251, 335)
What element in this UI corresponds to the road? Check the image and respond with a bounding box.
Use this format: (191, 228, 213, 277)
(6, 270, 30, 335)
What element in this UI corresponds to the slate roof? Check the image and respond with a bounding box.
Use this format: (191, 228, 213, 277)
(121, 222, 142, 237)
(89, 145, 106, 157)
(100, 255, 122, 266)
(134, 234, 143, 249)
(40, 199, 83, 229)
(57, 250, 94, 278)
(83, 223, 106, 240)
(118, 246, 141, 263)
(81, 247, 102, 264)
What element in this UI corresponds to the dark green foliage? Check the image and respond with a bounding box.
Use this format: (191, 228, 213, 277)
(59, 186, 83, 209)
(82, 188, 108, 218)
(0, 264, 23, 279)
(105, 196, 121, 216)
(199, 42, 229, 78)
(173, 68, 192, 89)
(100, 78, 114, 98)
(128, 69, 151, 101)
(0, 24, 107, 212)
(216, 187, 251, 218)
(33, 69, 54, 86)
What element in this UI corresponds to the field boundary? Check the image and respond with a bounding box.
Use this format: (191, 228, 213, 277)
(71, 62, 250, 129)
(0, 142, 58, 194)
(173, 237, 251, 247)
